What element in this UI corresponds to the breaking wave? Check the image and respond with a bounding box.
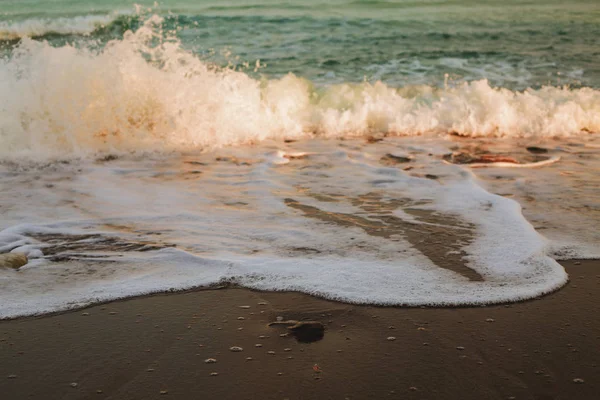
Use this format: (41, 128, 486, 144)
(0, 14, 131, 41)
(1, 15, 599, 161)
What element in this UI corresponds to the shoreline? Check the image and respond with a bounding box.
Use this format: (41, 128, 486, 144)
(1, 259, 599, 399)
(1, 257, 575, 322)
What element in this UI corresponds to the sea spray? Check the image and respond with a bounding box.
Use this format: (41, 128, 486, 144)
(1, 15, 599, 161)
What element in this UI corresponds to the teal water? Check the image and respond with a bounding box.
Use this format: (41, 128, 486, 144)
(1, 0, 599, 89)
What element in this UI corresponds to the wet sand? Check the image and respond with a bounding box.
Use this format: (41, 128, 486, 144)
(1, 259, 598, 400)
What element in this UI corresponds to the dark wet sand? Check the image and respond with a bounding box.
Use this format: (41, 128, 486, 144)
(1, 260, 599, 400)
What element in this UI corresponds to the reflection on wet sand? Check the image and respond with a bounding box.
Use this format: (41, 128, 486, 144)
(285, 192, 482, 281)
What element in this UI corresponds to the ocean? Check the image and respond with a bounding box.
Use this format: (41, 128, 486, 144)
(0, 0, 598, 318)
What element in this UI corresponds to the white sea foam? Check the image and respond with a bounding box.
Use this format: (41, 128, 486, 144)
(0, 14, 121, 40)
(0, 141, 571, 318)
(0, 15, 599, 162)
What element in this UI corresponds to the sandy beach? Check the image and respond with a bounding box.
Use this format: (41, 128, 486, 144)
(1, 259, 597, 400)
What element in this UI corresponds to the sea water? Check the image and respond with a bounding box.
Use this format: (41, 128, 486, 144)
(0, 0, 598, 318)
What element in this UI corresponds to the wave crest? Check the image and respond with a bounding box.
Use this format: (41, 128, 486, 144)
(1, 15, 599, 160)
(0, 14, 133, 40)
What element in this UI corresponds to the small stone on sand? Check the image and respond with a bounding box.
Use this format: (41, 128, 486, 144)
(456, 346, 465, 350)
(237, 317, 245, 320)
(210, 372, 218, 377)
(284, 348, 292, 352)
(0, 253, 28, 269)
(573, 378, 584, 384)
(96, 390, 103, 394)
(246, 357, 253, 361)
(8, 374, 17, 379)
(486, 318, 495, 322)
(229, 346, 243, 352)
(387, 337, 396, 341)
(268, 351, 276, 355)
(255, 344, 263, 347)
(70, 382, 78, 388)
(160, 390, 168, 394)
(239, 306, 251, 309)
(204, 358, 217, 363)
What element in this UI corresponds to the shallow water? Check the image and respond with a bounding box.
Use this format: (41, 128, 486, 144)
(0, 1, 598, 317)
(2, 136, 599, 317)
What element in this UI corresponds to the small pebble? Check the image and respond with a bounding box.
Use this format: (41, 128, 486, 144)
(284, 348, 292, 352)
(486, 318, 495, 322)
(229, 346, 243, 352)
(573, 378, 584, 384)
(160, 390, 168, 394)
(96, 389, 103, 394)
(147, 368, 155, 372)
(279, 333, 289, 337)
(409, 387, 418, 391)
(70, 382, 78, 388)
(268, 351, 276, 355)
(237, 317, 245, 320)
(246, 357, 253, 361)
(204, 358, 217, 364)
(210, 372, 219, 377)
(81, 313, 89, 316)
(456, 346, 465, 350)
(387, 336, 396, 341)
(255, 344, 263, 348)
(7, 374, 17, 379)
(258, 302, 268, 305)
(277, 372, 283, 376)
(239, 306, 250, 309)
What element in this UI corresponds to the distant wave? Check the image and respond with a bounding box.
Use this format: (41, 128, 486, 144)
(0, 14, 131, 40)
(1, 15, 598, 161)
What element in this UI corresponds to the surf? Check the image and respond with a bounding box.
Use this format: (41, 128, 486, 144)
(1, 15, 599, 162)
